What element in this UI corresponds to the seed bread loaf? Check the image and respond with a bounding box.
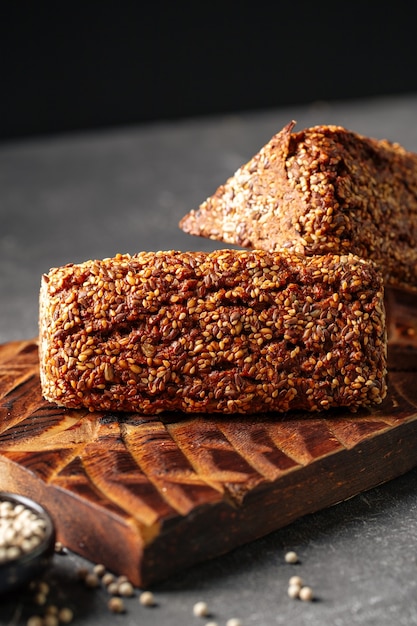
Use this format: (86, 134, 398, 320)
(39, 249, 387, 415)
(179, 122, 417, 292)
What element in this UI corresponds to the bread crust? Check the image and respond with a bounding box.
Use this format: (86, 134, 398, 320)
(39, 249, 387, 415)
(179, 122, 417, 292)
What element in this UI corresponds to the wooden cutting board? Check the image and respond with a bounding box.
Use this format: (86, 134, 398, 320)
(1, 323, 417, 586)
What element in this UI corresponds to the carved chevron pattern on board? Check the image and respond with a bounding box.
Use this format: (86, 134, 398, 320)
(0, 339, 416, 586)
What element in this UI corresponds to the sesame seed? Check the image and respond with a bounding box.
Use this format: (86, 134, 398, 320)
(180, 121, 417, 297)
(39, 249, 387, 416)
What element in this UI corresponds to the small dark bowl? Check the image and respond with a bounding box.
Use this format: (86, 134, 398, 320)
(0, 492, 56, 593)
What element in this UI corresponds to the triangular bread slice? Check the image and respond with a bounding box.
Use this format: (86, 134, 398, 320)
(179, 121, 417, 292)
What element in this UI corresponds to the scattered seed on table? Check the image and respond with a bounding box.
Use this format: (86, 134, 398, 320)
(102, 572, 115, 587)
(299, 586, 314, 602)
(107, 581, 120, 596)
(84, 572, 100, 588)
(34, 592, 47, 606)
(43, 614, 59, 626)
(45, 604, 59, 615)
(117, 575, 129, 585)
(193, 601, 209, 617)
(288, 585, 301, 599)
(226, 619, 242, 626)
(284, 551, 299, 564)
(35, 581, 49, 596)
(108, 596, 125, 613)
(119, 580, 134, 597)
(27, 617, 43, 626)
(58, 607, 74, 623)
(289, 575, 303, 588)
(93, 563, 106, 577)
(76, 567, 89, 581)
(54, 541, 66, 554)
(139, 590, 155, 607)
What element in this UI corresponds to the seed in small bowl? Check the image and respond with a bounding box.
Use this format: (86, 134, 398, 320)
(0, 492, 55, 594)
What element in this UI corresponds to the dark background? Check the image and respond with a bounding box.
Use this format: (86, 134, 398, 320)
(1, 1, 416, 142)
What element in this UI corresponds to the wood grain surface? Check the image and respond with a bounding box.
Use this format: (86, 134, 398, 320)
(1, 304, 417, 586)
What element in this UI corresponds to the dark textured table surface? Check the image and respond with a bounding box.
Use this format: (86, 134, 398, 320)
(1, 94, 417, 625)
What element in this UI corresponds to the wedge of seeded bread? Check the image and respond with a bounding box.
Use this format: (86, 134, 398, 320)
(39, 249, 387, 415)
(179, 121, 417, 292)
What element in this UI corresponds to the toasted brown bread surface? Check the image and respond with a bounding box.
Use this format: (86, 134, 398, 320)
(39, 249, 386, 415)
(179, 122, 417, 292)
